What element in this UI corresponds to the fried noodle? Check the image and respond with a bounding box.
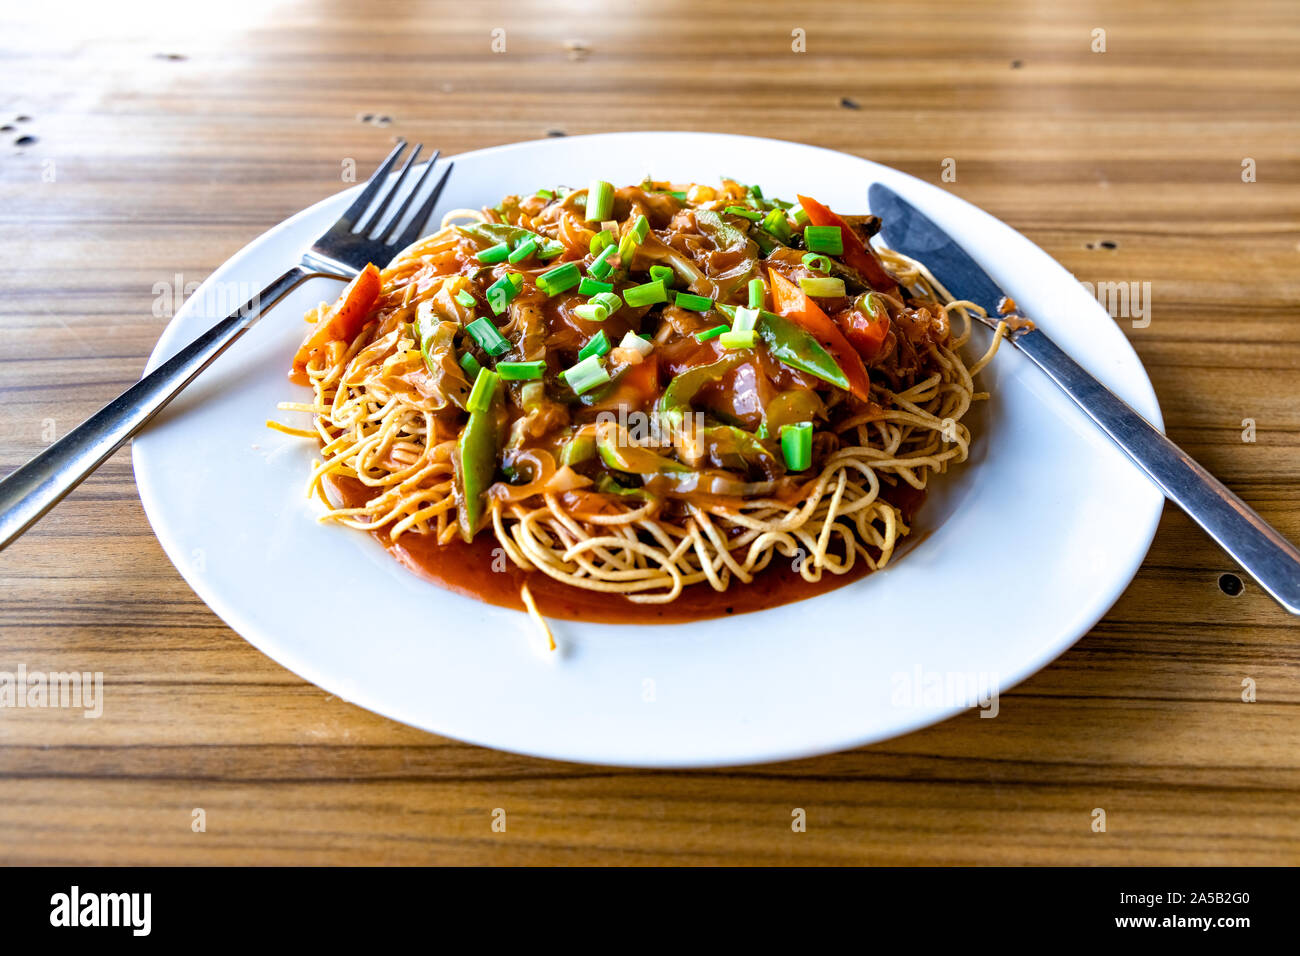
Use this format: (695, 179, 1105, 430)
(276, 181, 1004, 609)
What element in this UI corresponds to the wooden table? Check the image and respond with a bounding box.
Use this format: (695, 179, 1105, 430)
(1, 0, 1297, 865)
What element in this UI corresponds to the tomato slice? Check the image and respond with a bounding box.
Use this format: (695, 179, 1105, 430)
(837, 306, 891, 362)
(619, 353, 660, 403)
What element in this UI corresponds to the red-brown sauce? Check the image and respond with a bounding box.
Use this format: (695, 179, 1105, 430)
(326, 476, 926, 624)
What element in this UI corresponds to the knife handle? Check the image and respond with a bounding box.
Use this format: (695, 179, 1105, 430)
(1012, 327, 1300, 615)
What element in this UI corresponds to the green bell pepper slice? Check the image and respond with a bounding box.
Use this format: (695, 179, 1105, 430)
(716, 302, 850, 392)
(455, 369, 504, 541)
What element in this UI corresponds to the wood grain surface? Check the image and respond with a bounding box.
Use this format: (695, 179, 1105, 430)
(1, 0, 1298, 865)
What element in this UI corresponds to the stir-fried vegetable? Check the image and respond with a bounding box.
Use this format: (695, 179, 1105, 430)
(290, 178, 947, 543)
(780, 422, 814, 471)
(456, 369, 505, 540)
(688, 424, 780, 474)
(657, 354, 745, 432)
(795, 195, 898, 294)
(291, 264, 381, 381)
(766, 270, 871, 401)
(596, 421, 692, 474)
(703, 303, 850, 392)
(415, 312, 473, 410)
(458, 222, 536, 248)
(841, 292, 891, 360)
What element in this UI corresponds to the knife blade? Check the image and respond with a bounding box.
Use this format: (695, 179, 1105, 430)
(868, 183, 1010, 321)
(864, 181, 1300, 616)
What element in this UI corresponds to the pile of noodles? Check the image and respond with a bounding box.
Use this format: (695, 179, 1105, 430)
(274, 206, 1005, 606)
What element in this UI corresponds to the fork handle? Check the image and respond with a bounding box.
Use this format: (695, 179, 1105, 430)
(1013, 326, 1300, 615)
(0, 265, 330, 551)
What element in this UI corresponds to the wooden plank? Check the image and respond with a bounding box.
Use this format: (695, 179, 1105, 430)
(0, 0, 1297, 865)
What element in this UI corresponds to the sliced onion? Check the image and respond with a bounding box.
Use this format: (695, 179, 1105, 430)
(648, 470, 779, 498)
(488, 449, 592, 502)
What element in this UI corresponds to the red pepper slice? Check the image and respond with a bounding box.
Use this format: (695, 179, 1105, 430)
(796, 194, 898, 294)
(290, 264, 382, 383)
(768, 269, 871, 402)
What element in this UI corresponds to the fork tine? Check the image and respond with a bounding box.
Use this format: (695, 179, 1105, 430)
(358, 143, 422, 236)
(376, 149, 440, 244)
(337, 140, 408, 229)
(388, 161, 455, 250)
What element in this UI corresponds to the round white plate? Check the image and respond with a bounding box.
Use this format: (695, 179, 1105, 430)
(133, 132, 1164, 767)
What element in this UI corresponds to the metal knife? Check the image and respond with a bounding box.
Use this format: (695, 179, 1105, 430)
(868, 182, 1300, 615)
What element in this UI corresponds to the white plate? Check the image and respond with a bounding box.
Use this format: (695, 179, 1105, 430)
(133, 132, 1164, 767)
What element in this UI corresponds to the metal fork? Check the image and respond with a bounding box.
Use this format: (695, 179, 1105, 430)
(0, 140, 453, 551)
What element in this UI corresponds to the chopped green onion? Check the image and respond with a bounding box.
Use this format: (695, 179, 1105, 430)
(755, 422, 769, 440)
(747, 278, 765, 309)
(695, 324, 729, 342)
(619, 331, 654, 356)
(467, 367, 502, 413)
(762, 207, 792, 242)
(667, 190, 687, 200)
(589, 229, 615, 255)
(858, 291, 884, 318)
(578, 330, 611, 361)
(579, 277, 613, 296)
(799, 276, 847, 297)
(649, 265, 674, 288)
(589, 243, 617, 279)
(536, 188, 555, 200)
(454, 289, 477, 309)
(719, 330, 756, 350)
(591, 292, 623, 315)
(507, 237, 538, 263)
(674, 291, 714, 312)
(724, 205, 763, 222)
(575, 291, 622, 322)
(466, 316, 511, 357)
(748, 184, 764, 201)
(475, 241, 511, 264)
(802, 252, 833, 273)
(485, 273, 522, 315)
(622, 279, 667, 308)
(780, 421, 813, 471)
(617, 231, 640, 261)
(732, 306, 759, 333)
(459, 351, 482, 379)
(804, 225, 844, 255)
(585, 180, 614, 222)
(790, 204, 809, 225)
(497, 360, 546, 381)
(536, 238, 565, 260)
(563, 355, 610, 394)
(537, 261, 582, 296)
(616, 216, 650, 264)
(574, 291, 623, 322)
